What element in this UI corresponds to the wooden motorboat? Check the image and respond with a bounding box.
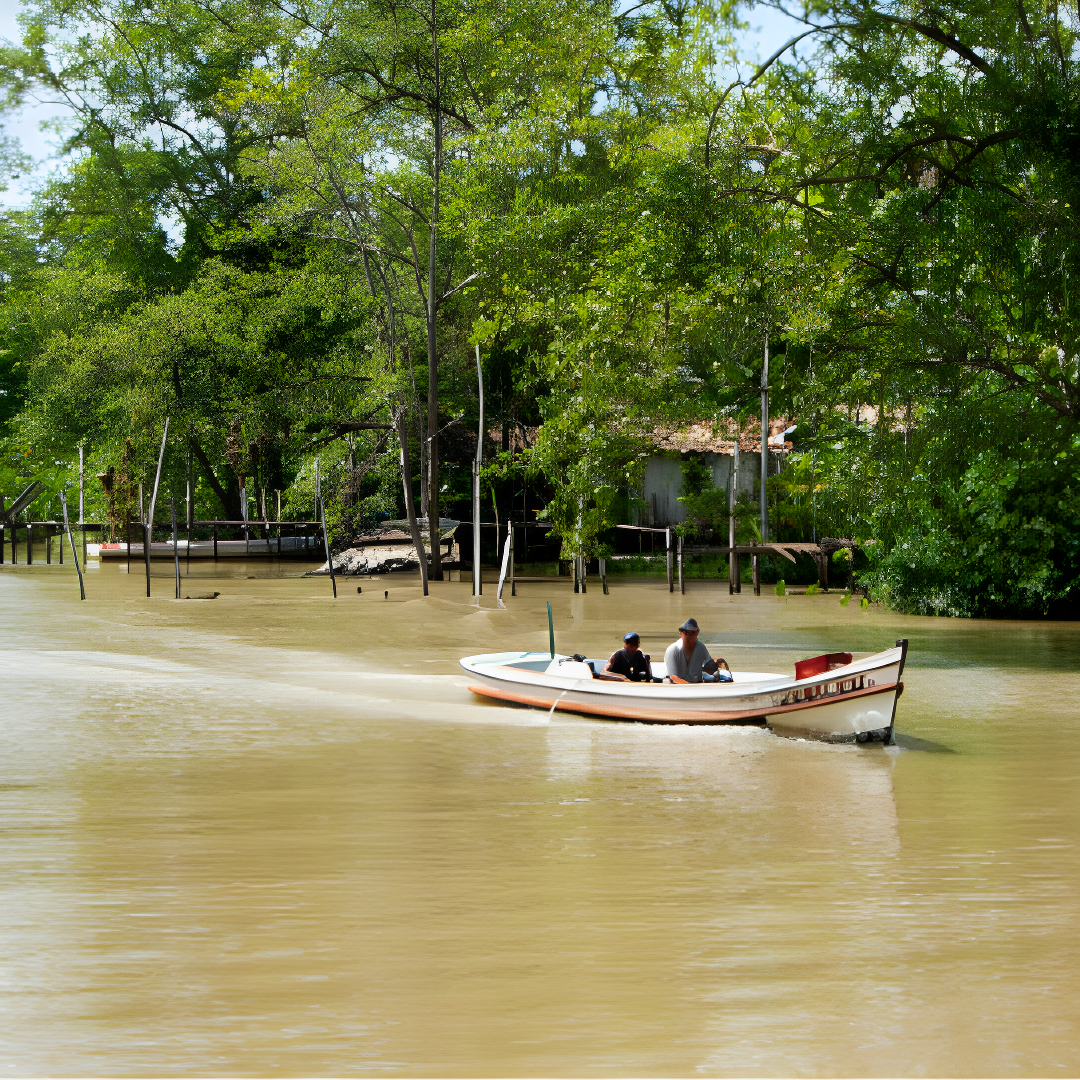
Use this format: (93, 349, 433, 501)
(461, 640, 908, 742)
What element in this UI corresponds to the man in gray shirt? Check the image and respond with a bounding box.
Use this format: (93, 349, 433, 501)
(664, 618, 730, 683)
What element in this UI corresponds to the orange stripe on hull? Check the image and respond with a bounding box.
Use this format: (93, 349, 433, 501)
(467, 681, 898, 725)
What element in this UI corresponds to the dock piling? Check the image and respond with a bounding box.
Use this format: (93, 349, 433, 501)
(60, 491, 86, 600)
(319, 493, 337, 598)
(171, 498, 181, 599)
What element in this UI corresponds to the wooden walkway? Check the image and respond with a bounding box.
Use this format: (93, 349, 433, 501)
(615, 525, 856, 595)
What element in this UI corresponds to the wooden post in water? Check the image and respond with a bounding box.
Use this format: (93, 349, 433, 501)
(473, 344, 484, 597)
(678, 534, 684, 594)
(600, 555, 608, 595)
(185, 445, 193, 573)
(731, 445, 740, 595)
(60, 491, 85, 600)
(753, 550, 761, 595)
(666, 528, 673, 592)
(171, 498, 181, 599)
(27, 519, 32, 564)
(760, 337, 769, 544)
(510, 525, 516, 597)
(145, 418, 169, 598)
(396, 409, 428, 596)
(319, 492, 337, 599)
(213, 522, 218, 560)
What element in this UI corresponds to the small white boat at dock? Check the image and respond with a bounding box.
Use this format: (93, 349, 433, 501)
(461, 640, 908, 742)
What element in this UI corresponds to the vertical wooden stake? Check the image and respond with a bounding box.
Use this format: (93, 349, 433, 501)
(600, 556, 608, 595)
(145, 419, 169, 598)
(753, 553, 760, 596)
(171, 497, 181, 599)
(510, 525, 516, 597)
(678, 534, 684, 594)
(319, 493, 337, 598)
(396, 409, 428, 596)
(60, 491, 85, 600)
(666, 528, 673, 592)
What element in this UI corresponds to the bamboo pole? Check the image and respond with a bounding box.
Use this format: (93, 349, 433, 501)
(761, 337, 769, 543)
(171, 498, 181, 599)
(510, 525, 516, 597)
(59, 491, 85, 600)
(729, 445, 738, 593)
(396, 410, 428, 596)
(145, 418, 169, 597)
(473, 343, 483, 597)
(319, 491, 337, 599)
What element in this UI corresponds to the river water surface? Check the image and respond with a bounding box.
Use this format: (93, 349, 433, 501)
(0, 559, 1077, 1076)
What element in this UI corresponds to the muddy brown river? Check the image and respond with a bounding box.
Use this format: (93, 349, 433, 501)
(0, 558, 1077, 1076)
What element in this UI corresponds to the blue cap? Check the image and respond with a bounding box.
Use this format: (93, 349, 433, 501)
(679, 618, 700, 632)
(624, 632, 640, 643)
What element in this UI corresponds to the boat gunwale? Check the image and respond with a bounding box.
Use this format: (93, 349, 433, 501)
(459, 646, 903, 701)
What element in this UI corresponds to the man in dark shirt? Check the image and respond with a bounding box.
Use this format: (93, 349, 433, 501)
(605, 632, 651, 681)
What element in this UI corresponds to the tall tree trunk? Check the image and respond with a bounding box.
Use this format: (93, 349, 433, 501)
(426, 4, 443, 579)
(190, 437, 239, 519)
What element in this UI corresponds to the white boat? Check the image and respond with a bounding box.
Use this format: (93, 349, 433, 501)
(460, 640, 908, 742)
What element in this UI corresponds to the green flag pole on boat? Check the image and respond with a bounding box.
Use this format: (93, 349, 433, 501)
(547, 601, 555, 658)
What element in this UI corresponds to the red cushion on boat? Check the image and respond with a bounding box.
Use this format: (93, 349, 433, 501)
(795, 652, 853, 680)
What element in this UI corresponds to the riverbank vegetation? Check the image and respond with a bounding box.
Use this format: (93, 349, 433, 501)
(1, 0, 1077, 616)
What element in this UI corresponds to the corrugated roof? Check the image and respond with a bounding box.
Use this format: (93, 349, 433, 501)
(649, 417, 796, 455)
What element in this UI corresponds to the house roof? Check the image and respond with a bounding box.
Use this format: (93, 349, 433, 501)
(478, 417, 799, 457)
(649, 417, 796, 455)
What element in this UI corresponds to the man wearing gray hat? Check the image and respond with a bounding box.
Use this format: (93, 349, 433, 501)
(664, 619, 730, 683)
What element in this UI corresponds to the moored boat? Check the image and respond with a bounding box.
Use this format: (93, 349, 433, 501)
(461, 640, 908, 742)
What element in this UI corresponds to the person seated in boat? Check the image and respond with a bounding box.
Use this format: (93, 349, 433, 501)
(604, 632, 651, 682)
(664, 619, 731, 683)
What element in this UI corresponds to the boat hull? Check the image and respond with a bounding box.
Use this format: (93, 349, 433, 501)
(461, 643, 907, 741)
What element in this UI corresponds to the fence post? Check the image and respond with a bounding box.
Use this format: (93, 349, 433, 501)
(678, 534, 684, 594)
(666, 528, 673, 592)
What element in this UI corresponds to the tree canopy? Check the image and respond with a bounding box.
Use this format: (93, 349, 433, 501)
(1, 0, 1077, 615)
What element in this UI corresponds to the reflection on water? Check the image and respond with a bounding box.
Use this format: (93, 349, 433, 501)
(0, 563, 1077, 1075)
